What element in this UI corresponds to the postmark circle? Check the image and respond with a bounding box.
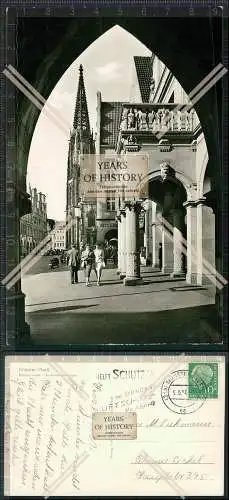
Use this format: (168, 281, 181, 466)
(161, 370, 205, 414)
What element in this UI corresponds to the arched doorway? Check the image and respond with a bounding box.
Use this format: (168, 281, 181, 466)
(104, 229, 118, 246)
(143, 173, 187, 275)
(104, 229, 118, 268)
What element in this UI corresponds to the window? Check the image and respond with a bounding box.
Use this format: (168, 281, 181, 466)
(106, 197, 116, 211)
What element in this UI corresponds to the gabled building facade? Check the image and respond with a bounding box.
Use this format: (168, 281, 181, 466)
(94, 54, 214, 288)
(20, 186, 48, 258)
(66, 55, 215, 290)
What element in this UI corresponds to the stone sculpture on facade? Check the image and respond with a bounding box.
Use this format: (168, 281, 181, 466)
(120, 105, 195, 134)
(160, 162, 175, 182)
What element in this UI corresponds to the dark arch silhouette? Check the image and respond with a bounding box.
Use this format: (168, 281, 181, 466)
(16, 17, 224, 187)
(104, 229, 118, 244)
(1, 16, 226, 345)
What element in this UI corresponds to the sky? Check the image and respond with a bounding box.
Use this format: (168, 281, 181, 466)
(27, 25, 151, 221)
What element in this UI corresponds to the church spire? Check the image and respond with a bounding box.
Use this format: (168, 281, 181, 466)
(72, 64, 91, 136)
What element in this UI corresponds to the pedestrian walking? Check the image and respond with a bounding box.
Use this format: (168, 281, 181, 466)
(81, 245, 95, 286)
(94, 243, 105, 286)
(68, 244, 80, 284)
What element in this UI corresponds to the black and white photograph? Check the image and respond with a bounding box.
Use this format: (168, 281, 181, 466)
(1, 7, 228, 347)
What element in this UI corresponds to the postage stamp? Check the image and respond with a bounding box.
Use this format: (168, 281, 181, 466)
(92, 412, 137, 440)
(161, 369, 205, 414)
(188, 363, 218, 399)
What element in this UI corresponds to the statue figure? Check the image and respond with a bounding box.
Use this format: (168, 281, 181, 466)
(173, 109, 181, 130)
(164, 109, 171, 130)
(120, 107, 129, 130)
(136, 109, 142, 129)
(128, 134, 137, 145)
(155, 110, 161, 130)
(128, 107, 135, 129)
(141, 110, 147, 129)
(160, 108, 168, 128)
(160, 162, 171, 182)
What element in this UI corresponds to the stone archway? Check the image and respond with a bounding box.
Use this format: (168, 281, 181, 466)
(104, 229, 118, 244)
(143, 172, 187, 276)
(3, 16, 226, 344)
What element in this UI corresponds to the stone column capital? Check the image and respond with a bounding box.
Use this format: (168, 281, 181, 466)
(142, 199, 151, 210)
(151, 221, 161, 227)
(124, 200, 142, 213)
(120, 208, 126, 217)
(183, 197, 206, 209)
(116, 214, 121, 222)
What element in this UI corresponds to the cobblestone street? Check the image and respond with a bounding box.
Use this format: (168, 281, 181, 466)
(22, 267, 219, 345)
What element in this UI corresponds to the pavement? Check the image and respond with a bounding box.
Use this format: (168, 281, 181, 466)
(22, 267, 220, 345)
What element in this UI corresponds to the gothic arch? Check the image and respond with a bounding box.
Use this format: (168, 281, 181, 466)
(147, 169, 191, 198)
(16, 17, 222, 192)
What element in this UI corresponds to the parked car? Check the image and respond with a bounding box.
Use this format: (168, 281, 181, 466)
(49, 257, 59, 269)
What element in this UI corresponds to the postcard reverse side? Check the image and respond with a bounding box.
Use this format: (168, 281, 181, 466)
(4, 354, 225, 496)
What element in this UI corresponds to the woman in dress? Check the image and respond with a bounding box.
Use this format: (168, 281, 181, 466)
(94, 243, 105, 286)
(81, 245, 95, 286)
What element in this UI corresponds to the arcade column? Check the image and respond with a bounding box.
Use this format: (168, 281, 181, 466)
(184, 198, 215, 286)
(116, 214, 121, 275)
(161, 213, 174, 274)
(151, 204, 162, 269)
(143, 199, 151, 265)
(5, 184, 31, 346)
(119, 208, 126, 279)
(171, 208, 186, 277)
(123, 201, 142, 286)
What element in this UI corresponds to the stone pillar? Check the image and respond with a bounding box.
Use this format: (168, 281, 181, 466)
(184, 200, 197, 284)
(171, 208, 186, 277)
(161, 213, 174, 274)
(123, 201, 142, 286)
(184, 198, 215, 286)
(143, 200, 151, 265)
(5, 184, 31, 346)
(119, 208, 126, 279)
(151, 203, 161, 269)
(116, 214, 121, 275)
(200, 203, 215, 286)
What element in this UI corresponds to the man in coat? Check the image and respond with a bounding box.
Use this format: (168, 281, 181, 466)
(68, 244, 80, 284)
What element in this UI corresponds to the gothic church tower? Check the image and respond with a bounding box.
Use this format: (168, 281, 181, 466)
(66, 65, 94, 249)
